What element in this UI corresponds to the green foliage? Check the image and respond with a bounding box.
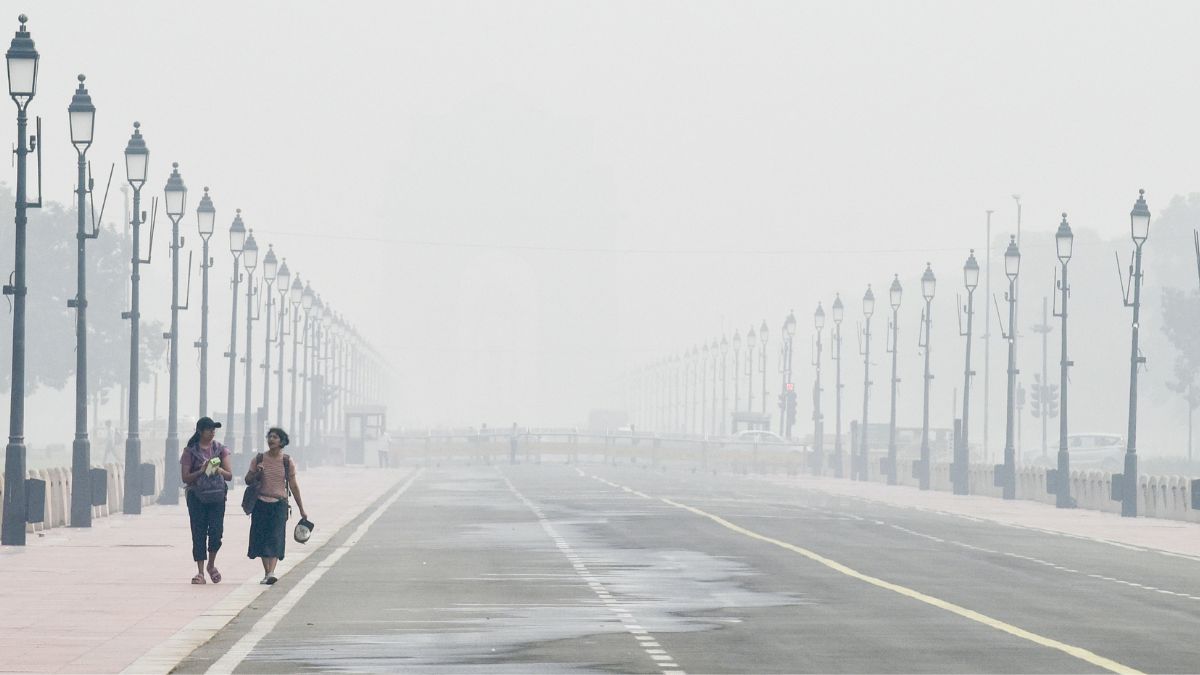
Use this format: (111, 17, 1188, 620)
(0, 182, 166, 394)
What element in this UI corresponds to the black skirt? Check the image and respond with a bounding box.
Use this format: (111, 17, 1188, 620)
(248, 499, 289, 560)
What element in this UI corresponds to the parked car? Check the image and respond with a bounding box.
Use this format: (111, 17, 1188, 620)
(1067, 433, 1125, 469)
(732, 429, 789, 444)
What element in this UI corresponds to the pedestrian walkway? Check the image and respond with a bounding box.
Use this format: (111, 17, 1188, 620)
(0, 465, 411, 674)
(760, 472, 1200, 559)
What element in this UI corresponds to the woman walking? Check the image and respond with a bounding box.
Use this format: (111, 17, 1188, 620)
(180, 417, 232, 584)
(246, 427, 308, 584)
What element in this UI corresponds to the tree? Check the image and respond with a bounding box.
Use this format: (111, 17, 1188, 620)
(0, 183, 166, 395)
(1160, 287, 1200, 462)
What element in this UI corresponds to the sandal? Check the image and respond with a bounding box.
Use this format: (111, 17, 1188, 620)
(191, 574, 206, 585)
(206, 564, 222, 584)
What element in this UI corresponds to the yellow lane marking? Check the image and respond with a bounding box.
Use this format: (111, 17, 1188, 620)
(591, 475, 1141, 675)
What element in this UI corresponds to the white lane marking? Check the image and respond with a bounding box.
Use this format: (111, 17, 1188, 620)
(677, 474, 1200, 606)
(205, 470, 424, 674)
(590, 473, 1141, 675)
(125, 469, 416, 675)
(501, 471, 685, 674)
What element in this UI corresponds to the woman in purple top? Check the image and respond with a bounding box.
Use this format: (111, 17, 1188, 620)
(180, 417, 233, 584)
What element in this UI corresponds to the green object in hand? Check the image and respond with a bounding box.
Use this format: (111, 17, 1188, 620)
(208, 457, 221, 467)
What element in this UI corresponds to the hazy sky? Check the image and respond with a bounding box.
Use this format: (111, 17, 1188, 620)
(8, 1, 1200, 439)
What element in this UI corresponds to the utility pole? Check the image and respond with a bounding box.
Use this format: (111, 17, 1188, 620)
(1031, 298, 1052, 462)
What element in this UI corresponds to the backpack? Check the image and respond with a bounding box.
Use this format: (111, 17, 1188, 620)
(187, 445, 228, 504)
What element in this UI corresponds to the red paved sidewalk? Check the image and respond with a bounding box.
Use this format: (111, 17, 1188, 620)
(0, 466, 411, 674)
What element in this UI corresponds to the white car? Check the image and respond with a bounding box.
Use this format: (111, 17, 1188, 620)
(1067, 433, 1125, 469)
(732, 430, 789, 444)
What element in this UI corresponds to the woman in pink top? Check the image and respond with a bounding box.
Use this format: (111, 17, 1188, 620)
(245, 427, 308, 584)
(180, 417, 232, 584)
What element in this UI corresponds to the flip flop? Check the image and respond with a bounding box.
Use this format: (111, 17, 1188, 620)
(206, 564, 222, 584)
(191, 574, 206, 585)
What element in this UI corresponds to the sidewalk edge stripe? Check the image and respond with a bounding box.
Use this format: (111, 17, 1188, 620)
(204, 468, 423, 674)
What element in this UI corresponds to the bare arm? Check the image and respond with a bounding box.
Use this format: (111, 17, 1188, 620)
(288, 472, 307, 519)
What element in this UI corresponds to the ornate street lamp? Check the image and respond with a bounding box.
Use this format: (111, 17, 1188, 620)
(3, 14, 40, 543)
(886, 275, 902, 485)
(781, 311, 797, 439)
(224, 210, 246, 465)
(859, 285, 875, 481)
(831, 293, 845, 478)
(299, 282, 315, 450)
(120, 121, 150, 518)
(68, 74, 98, 527)
(1115, 191, 1151, 517)
(241, 230, 259, 462)
(260, 244, 278, 440)
(999, 235, 1021, 499)
(812, 303, 825, 473)
(195, 187, 215, 418)
(160, 163, 188, 504)
(954, 251, 980, 495)
(275, 259, 291, 427)
(732, 330, 742, 416)
(759, 320, 769, 417)
(918, 263, 936, 490)
(1051, 214, 1075, 507)
(288, 274, 303, 436)
(719, 335, 729, 435)
(746, 326, 756, 419)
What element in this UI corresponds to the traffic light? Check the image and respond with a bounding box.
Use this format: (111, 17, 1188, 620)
(1045, 384, 1060, 418)
(1017, 382, 1026, 410)
(786, 390, 798, 426)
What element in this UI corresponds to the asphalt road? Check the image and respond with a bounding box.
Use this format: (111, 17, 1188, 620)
(176, 462, 1200, 673)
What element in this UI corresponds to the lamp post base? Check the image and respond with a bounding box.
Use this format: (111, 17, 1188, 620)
(158, 435, 180, 505)
(70, 438, 92, 527)
(2, 441, 28, 545)
(123, 437, 142, 515)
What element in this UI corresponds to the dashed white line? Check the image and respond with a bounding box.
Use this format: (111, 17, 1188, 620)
(501, 471, 684, 674)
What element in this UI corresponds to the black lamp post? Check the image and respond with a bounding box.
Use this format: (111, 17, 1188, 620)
(746, 326, 756, 418)
(781, 311, 796, 439)
(859, 286, 875, 481)
(275, 259, 290, 427)
(121, 121, 149, 517)
(2, 14, 39, 544)
(160, 162, 187, 504)
(288, 275, 304, 435)
(68, 73, 96, 527)
(1054, 214, 1074, 508)
(224, 211, 246, 462)
(241, 230, 259, 462)
(1000, 235, 1021, 499)
(886, 276, 902, 485)
(195, 187, 215, 417)
(720, 336, 729, 435)
(1116, 191, 1151, 517)
(701, 342, 709, 437)
(954, 251, 980, 495)
(732, 331, 742, 417)
(759, 320, 769, 418)
(299, 283, 315, 449)
(813, 303, 825, 473)
(918, 263, 936, 490)
(832, 294, 845, 478)
(260, 244, 277, 437)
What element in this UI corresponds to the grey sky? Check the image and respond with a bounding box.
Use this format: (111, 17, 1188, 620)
(9, 1, 1200, 438)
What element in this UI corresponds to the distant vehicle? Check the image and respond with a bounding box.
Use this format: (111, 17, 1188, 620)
(1067, 433, 1125, 469)
(732, 429, 789, 444)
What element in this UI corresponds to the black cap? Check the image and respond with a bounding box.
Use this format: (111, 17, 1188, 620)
(196, 416, 222, 430)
